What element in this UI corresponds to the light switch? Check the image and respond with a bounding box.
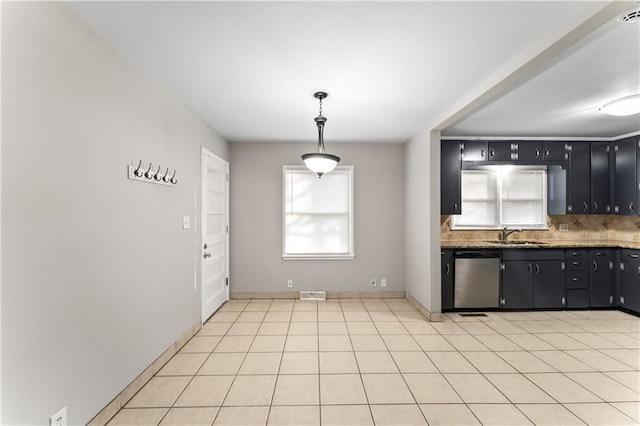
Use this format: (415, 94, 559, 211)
(182, 216, 191, 229)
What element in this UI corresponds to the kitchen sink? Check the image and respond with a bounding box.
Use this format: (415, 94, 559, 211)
(484, 240, 548, 245)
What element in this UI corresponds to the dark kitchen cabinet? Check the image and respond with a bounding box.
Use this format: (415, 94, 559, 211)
(591, 142, 612, 214)
(613, 137, 637, 215)
(515, 141, 543, 162)
(441, 141, 462, 215)
(590, 249, 615, 307)
(501, 260, 533, 309)
(488, 141, 542, 162)
(501, 250, 566, 310)
(441, 250, 454, 311)
(619, 249, 640, 313)
(543, 142, 568, 162)
(488, 141, 514, 162)
(567, 142, 591, 214)
(566, 250, 589, 308)
(461, 141, 487, 162)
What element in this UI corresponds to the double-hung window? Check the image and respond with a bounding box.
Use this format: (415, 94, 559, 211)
(283, 166, 354, 259)
(452, 166, 547, 229)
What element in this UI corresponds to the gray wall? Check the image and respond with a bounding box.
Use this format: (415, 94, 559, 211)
(230, 142, 405, 294)
(1, 3, 228, 424)
(405, 130, 441, 314)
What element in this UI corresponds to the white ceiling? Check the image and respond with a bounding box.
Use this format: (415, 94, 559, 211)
(67, 1, 639, 143)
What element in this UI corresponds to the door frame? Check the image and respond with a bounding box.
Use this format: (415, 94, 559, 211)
(201, 147, 230, 323)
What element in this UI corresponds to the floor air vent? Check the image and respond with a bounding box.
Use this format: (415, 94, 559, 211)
(459, 313, 488, 317)
(300, 290, 326, 301)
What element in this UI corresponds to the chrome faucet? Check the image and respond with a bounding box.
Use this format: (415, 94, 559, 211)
(501, 227, 522, 242)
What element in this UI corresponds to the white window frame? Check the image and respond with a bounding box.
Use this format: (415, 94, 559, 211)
(452, 165, 548, 230)
(282, 165, 355, 260)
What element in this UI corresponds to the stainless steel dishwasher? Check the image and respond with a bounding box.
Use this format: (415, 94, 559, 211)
(454, 250, 500, 309)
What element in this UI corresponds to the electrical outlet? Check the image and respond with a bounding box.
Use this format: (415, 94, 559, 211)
(381, 279, 387, 288)
(370, 279, 376, 287)
(287, 279, 293, 288)
(50, 407, 67, 426)
(559, 224, 569, 232)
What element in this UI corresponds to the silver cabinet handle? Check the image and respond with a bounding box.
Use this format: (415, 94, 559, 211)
(528, 264, 532, 274)
(535, 264, 540, 274)
(204, 252, 212, 258)
(445, 264, 450, 275)
(593, 261, 598, 272)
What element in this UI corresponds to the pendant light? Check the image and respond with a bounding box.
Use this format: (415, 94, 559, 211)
(302, 91, 341, 178)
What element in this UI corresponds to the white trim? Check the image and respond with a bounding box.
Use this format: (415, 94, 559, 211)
(282, 165, 355, 260)
(0, 3, 3, 421)
(200, 147, 230, 323)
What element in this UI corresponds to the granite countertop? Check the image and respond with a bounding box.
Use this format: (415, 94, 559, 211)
(441, 239, 640, 250)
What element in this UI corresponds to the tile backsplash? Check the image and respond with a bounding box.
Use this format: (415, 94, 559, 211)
(441, 215, 640, 243)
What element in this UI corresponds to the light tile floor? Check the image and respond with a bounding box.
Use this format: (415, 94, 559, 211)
(108, 299, 640, 425)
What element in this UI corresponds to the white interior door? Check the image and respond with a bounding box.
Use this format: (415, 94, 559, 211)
(201, 148, 229, 322)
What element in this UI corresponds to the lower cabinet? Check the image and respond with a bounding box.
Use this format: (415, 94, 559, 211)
(590, 249, 615, 307)
(566, 249, 589, 308)
(501, 250, 566, 310)
(619, 249, 640, 313)
(441, 250, 454, 311)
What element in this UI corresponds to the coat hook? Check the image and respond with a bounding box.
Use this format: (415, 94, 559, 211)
(170, 170, 177, 185)
(133, 160, 144, 177)
(153, 165, 163, 181)
(144, 163, 154, 179)
(162, 168, 171, 183)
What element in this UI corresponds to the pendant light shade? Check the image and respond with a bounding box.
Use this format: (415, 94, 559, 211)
(302, 92, 341, 178)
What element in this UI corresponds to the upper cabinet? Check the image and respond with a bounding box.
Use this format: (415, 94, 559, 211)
(442, 138, 640, 217)
(613, 137, 637, 215)
(441, 141, 462, 215)
(590, 142, 612, 214)
(567, 142, 591, 214)
(460, 141, 487, 162)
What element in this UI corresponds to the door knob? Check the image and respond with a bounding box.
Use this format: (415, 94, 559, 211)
(204, 252, 211, 259)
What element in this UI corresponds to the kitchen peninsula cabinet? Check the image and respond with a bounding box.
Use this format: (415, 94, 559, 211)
(441, 141, 462, 215)
(501, 250, 566, 310)
(542, 141, 568, 162)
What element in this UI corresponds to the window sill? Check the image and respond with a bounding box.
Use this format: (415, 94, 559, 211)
(282, 255, 356, 261)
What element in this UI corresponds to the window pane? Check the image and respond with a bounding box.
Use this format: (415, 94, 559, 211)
(454, 170, 499, 228)
(502, 169, 546, 226)
(284, 167, 353, 257)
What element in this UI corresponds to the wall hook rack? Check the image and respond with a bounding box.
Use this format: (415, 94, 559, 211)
(128, 161, 177, 187)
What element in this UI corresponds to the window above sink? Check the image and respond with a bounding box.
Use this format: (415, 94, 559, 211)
(452, 165, 548, 230)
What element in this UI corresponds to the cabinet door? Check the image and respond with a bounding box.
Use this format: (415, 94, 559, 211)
(543, 141, 567, 162)
(591, 142, 612, 214)
(567, 143, 590, 214)
(441, 141, 462, 215)
(620, 260, 640, 313)
(502, 261, 533, 309)
(533, 260, 566, 309)
(590, 249, 614, 307)
(441, 250, 454, 311)
(613, 137, 637, 215)
(461, 141, 487, 162)
(488, 141, 513, 162)
(515, 141, 542, 162)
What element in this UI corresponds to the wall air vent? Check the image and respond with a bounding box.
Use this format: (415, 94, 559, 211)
(618, 7, 640, 23)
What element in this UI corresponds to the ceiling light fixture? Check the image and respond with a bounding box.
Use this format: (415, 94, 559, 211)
(599, 94, 640, 116)
(302, 91, 340, 178)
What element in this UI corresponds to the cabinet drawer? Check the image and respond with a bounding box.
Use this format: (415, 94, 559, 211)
(590, 249, 612, 260)
(567, 271, 589, 289)
(621, 249, 640, 262)
(566, 250, 588, 260)
(567, 259, 587, 270)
